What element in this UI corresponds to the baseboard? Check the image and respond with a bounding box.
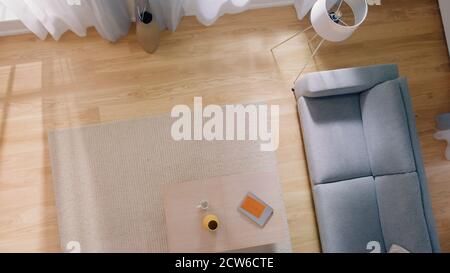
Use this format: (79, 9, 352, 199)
(249, 0, 294, 9)
(0, 19, 30, 37)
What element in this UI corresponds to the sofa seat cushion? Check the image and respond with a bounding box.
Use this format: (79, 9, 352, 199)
(360, 79, 416, 176)
(313, 176, 386, 253)
(375, 173, 432, 253)
(298, 94, 372, 184)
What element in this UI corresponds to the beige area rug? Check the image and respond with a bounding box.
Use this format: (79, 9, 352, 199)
(48, 114, 292, 253)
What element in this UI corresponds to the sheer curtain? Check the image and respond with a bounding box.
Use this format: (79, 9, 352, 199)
(148, 0, 251, 31)
(145, 0, 185, 31)
(188, 0, 251, 26)
(294, 0, 317, 20)
(0, 0, 130, 42)
(2, 0, 315, 40)
(148, 0, 313, 31)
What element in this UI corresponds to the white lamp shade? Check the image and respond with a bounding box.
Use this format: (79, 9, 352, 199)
(311, 0, 368, 42)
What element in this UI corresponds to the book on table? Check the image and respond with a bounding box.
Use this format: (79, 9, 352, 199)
(238, 192, 274, 227)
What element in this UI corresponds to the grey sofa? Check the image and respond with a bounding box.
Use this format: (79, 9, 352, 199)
(295, 64, 440, 253)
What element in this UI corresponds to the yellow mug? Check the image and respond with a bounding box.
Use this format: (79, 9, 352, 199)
(203, 214, 219, 231)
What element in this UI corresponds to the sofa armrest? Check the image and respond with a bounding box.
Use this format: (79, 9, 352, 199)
(294, 64, 399, 99)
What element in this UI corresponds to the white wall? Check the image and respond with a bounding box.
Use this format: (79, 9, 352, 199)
(438, 0, 450, 56)
(0, 2, 29, 37)
(0, 2, 17, 21)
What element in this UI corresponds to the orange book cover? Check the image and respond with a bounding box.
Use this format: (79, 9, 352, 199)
(241, 195, 266, 218)
(238, 192, 273, 227)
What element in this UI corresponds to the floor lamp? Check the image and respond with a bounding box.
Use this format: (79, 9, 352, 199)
(271, 0, 368, 90)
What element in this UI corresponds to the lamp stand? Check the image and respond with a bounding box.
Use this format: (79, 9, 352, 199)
(271, 0, 349, 90)
(271, 24, 326, 91)
(292, 37, 325, 87)
(270, 25, 313, 53)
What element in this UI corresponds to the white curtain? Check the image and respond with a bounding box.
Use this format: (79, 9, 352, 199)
(144, 0, 317, 31)
(188, 0, 251, 26)
(0, 0, 130, 42)
(143, 0, 185, 31)
(294, 0, 317, 20)
(145, 0, 251, 31)
(3, 0, 319, 40)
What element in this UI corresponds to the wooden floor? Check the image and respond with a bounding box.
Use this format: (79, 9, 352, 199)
(0, 0, 449, 252)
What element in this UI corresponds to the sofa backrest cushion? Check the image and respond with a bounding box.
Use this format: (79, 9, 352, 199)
(360, 78, 416, 176)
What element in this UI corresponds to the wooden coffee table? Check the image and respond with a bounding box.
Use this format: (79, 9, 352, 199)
(162, 170, 289, 253)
